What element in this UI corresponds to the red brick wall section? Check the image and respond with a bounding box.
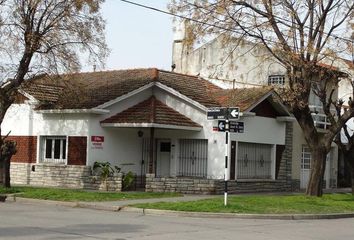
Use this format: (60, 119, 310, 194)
(68, 137, 87, 165)
(6, 136, 37, 163)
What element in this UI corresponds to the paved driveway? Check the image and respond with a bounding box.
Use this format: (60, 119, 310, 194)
(1, 201, 354, 240)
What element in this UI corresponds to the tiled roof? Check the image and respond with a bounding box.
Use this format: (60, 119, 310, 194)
(212, 87, 274, 111)
(101, 96, 201, 128)
(22, 68, 280, 113)
(24, 83, 63, 103)
(22, 68, 221, 109)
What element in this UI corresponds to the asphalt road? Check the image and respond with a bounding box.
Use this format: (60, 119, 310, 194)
(1, 202, 354, 240)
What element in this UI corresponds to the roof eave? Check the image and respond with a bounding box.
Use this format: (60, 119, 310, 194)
(36, 108, 110, 114)
(101, 122, 202, 131)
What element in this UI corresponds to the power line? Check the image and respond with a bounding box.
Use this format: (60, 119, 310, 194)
(119, 0, 281, 46)
(120, 0, 353, 63)
(120, 0, 353, 44)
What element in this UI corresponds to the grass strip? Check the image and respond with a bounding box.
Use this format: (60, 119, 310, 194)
(133, 193, 354, 214)
(0, 186, 180, 202)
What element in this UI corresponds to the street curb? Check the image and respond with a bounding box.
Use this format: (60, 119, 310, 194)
(121, 207, 354, 220)
(5, 195, 79, 208)
(4, 196, 354, 220)
(4, 196, 123, 212)
(76, 202, 122, 212)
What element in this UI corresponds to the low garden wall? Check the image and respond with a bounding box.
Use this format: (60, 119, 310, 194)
(145, 174, 299, 194)
(10, 163, 122, 191)
(145, 174, 218, 194)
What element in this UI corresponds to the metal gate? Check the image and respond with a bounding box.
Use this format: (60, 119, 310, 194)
(237, 142, 272, 179)
(178, 139, 208, 177)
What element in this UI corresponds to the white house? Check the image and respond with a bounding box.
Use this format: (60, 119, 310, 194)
(2, 68, 295, 193)
(172, 21, 340, 190)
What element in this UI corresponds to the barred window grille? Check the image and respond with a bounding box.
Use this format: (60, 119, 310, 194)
(301, 146, 311, 170)
(178, 139, 208, 177)
(41, 136, 67, 164)
(268, 75, 285, 86)
(237, 142, 272, 179)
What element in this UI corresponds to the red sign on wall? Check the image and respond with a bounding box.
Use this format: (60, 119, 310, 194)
(91, 136, 104, 149)
(91, 136, 104, 143)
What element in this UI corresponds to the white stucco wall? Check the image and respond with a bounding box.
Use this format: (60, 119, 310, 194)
(3, 84, 288, 180)
(154, 87, 286, 179)
(173, 35, 287, 89)
(3, 102, 90, 137)
(85, 88, 153, 173)
(2, 103, 34, 136)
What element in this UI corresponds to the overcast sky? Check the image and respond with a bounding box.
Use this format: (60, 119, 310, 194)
(94, 0, 173, 72)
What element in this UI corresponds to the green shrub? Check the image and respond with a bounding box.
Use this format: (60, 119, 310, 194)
(93, 161, 120, 191)
(123, 171, 135, 191)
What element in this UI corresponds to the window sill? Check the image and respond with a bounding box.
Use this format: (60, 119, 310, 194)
(235, 179, 276, 183)
(37, 162, 66, 165)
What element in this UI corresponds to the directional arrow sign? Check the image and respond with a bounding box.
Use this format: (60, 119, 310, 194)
(218, 120, 226, 132)
(228, 107, 240, 120)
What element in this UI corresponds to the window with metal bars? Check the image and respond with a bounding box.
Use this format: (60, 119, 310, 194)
(301, 146, 311, 170)
(178, 139, 208, 177)
(268, 75, 285, 86)
(41, 136, 67, 164)
(237, 142, 272, 179)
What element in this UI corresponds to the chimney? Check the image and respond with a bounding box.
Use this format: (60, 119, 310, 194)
(172, 18, 189, 73)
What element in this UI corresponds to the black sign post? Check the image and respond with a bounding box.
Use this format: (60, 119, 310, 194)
(224, 109, 229, 207)
(207, 107, 242, 207)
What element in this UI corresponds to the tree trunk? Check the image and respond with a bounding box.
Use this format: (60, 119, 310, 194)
(305, 149, 327, 196)
(347, 157, 354, 195)
(1, 140, 17, 188)
(351, 172, 354, 195)
(3, 156, 10, 188)
(342, 150, 354, 195)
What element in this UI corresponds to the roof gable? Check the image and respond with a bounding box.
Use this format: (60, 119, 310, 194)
(101, 96, 201, 129)
(251, 99, 284, 118)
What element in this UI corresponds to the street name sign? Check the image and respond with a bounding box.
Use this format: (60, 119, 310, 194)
(207, 107, 228, 120)
(229, 121, 244, 133)
(207, 107, 240, 120)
